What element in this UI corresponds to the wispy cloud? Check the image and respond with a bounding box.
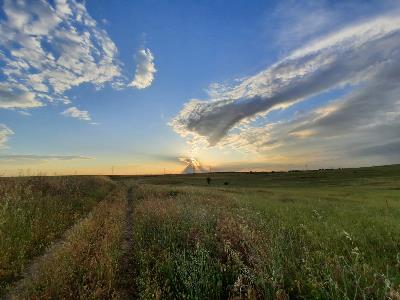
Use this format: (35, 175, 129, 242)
(170, 13, 400, 164)
(0, 154, 93, 162)
(270, 0, 339, 50)
(61, 107, 91, 121)
(269, 0, 399, 51)
(130, 48, 156, 89)
(0, 124, 14, 149)
(18, 110, 31, 116)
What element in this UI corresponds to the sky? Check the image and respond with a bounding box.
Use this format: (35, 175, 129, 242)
(0, 0, 400, 175)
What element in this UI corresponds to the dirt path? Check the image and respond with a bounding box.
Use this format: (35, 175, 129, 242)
(3, 184, 137, 299)
(4, 187, 120, 300)
(118, 185, 137, 299)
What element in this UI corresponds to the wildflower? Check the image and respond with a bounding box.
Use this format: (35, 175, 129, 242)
(351, 247, 360, 258)
(312, 209, 322, 220)
(342, 230, 352, 241)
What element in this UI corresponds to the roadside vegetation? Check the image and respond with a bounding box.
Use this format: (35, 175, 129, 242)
(0, 176, 114, 296)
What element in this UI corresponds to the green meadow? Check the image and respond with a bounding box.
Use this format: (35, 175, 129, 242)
(1, 165, 399, 299)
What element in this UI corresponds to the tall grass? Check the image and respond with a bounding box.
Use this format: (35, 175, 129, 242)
(9, 186, 127, 300)
(0, 176, 114, 295)
(131, 184, 400, 299)
(2, 166, 400, 299)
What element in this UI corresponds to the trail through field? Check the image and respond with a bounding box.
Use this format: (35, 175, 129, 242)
(2, 186, 117, 300)
(118, 185, 137, 299)
(3, 165, 399, 299)
(4, 234, 69, 300)
(0, 176, 114, 297)
(6, 186, 127, 299)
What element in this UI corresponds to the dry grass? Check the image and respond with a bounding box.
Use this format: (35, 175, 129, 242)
(9, 186, 127, 300)
(0, 176, 114, 296)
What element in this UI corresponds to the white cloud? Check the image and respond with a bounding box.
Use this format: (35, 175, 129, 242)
(61, 106, 91, 121)
(170, 14, 400, 154)
(0, 0, 122, 110)
(18, 110, 31, 116)
(269, 0, 400, 51)
(130, 48, 156, 89)
(0, 124, 14, 148)
(271, 0, 339, 50)
(0, 0, 158, 151)
(0, 83, 43, 109)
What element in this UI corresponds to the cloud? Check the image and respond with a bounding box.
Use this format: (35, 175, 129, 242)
(0, 0, 122, 110)
(0, 124, 13, 148)
(212, 160, 301, 172)
(18, 110, 31, 116)
(170, 14, 400, 166)
(270, 0, 340, 50)
(212, 78, 400, 166)
(178, 157, 208, 174)
(0, 83, 43, 109)
(61, 107, 91, 121)
(0, 154, 93, 162)
(130, 48, 156, 89)
(270, 0, 400, 51)
(219, 92, 399, 152)
(354, 140, 400, 159)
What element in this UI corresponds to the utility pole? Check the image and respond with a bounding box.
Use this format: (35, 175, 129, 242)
(111, 166, 114, 175)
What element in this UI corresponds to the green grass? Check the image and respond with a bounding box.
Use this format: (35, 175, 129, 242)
(0, 176, 114, 295)
(2, 165, 400, 299)
(128, 165, 400, 299)
(10, 186, 127, 300)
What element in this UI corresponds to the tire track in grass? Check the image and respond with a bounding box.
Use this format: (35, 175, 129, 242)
(6, 186, 127, 300)
(118, 185, 137, 299)
(1, 185, 117, 299)
(0, 177, 115, 297)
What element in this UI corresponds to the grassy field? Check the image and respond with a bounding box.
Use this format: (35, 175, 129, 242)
(126, 165, 400, 299)
(1, 165, 400, 299)
(9, 186, 128, 299)
(0, 176, 114, 296)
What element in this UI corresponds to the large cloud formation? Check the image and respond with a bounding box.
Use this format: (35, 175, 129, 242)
(170, 14, 400, 165)
(0, 0, 123, 109)
(0, 0, 155, 150)
(0, 0, 156, 111)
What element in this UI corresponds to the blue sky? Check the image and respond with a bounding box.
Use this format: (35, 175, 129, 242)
(0, 0, 400, 175)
